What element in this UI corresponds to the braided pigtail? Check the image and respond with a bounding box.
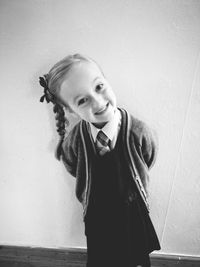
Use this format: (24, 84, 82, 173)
(39, 74, 69, 160)
(53, 103, 69, 160)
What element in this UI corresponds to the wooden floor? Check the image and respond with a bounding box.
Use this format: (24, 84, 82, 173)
(0, 245, 200, 267)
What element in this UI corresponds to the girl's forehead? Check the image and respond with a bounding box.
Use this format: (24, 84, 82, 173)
(66, 62, 103, 83)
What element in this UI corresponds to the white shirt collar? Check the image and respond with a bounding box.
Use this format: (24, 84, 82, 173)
(89, 109, 121, 142)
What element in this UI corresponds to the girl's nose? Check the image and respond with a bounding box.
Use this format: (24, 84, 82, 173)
(92, 94, 105, 109)
(93, 95, 106, 112)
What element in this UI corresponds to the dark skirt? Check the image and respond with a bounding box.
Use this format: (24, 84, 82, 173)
(85, 197, 155, 267)
(84, 148, 160, 267)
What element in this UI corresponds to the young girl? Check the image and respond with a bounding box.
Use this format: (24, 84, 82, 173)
(39, 54, 160, 267)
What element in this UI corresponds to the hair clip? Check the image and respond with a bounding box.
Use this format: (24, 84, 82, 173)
(39, 74, 54, 103)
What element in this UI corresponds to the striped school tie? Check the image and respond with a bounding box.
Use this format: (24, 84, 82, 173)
(96, 130, 110, 155)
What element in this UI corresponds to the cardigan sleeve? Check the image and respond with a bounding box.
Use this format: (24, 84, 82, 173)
(129, 117, 158, 170)
(140, 122, 158, 169)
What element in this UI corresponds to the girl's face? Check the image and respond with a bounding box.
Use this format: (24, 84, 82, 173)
(59, 62, 117, 126)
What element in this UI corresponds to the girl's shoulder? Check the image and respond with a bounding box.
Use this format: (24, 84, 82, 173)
(121, 108, 157, 146)
(120, 108, 150, 137)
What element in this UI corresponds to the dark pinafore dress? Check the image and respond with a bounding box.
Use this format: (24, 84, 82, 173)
(84, 123, 160, 267)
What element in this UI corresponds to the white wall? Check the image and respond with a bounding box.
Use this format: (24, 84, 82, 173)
(0, 0, 200, 256)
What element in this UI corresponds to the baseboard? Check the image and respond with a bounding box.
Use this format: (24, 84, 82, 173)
(151, 253, 200, 267)
(0, 245, 199, 267)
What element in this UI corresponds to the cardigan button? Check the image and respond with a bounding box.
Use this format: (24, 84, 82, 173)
(128, 192, 137, 203)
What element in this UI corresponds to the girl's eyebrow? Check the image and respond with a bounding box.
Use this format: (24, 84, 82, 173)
(93, 76, 101, 83)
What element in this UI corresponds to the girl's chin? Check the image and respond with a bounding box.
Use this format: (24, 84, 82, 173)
(91, 106, 116, 128)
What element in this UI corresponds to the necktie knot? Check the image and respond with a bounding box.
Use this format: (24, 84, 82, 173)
(96, 130, 110, 155)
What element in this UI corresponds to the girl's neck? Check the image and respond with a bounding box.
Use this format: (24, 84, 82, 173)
(92, 122, 108, 129)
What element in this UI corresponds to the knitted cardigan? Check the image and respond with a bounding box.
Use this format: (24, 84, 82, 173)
(61, 108, 158, 217)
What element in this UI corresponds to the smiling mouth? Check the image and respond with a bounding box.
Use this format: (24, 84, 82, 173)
(95, 103, 109, 115)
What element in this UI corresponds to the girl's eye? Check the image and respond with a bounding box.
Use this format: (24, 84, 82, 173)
(96, 83, 104, 92)
(77, 97, 88, 106)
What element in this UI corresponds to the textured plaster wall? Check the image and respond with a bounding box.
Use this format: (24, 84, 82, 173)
(0, 0, 200, 256)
